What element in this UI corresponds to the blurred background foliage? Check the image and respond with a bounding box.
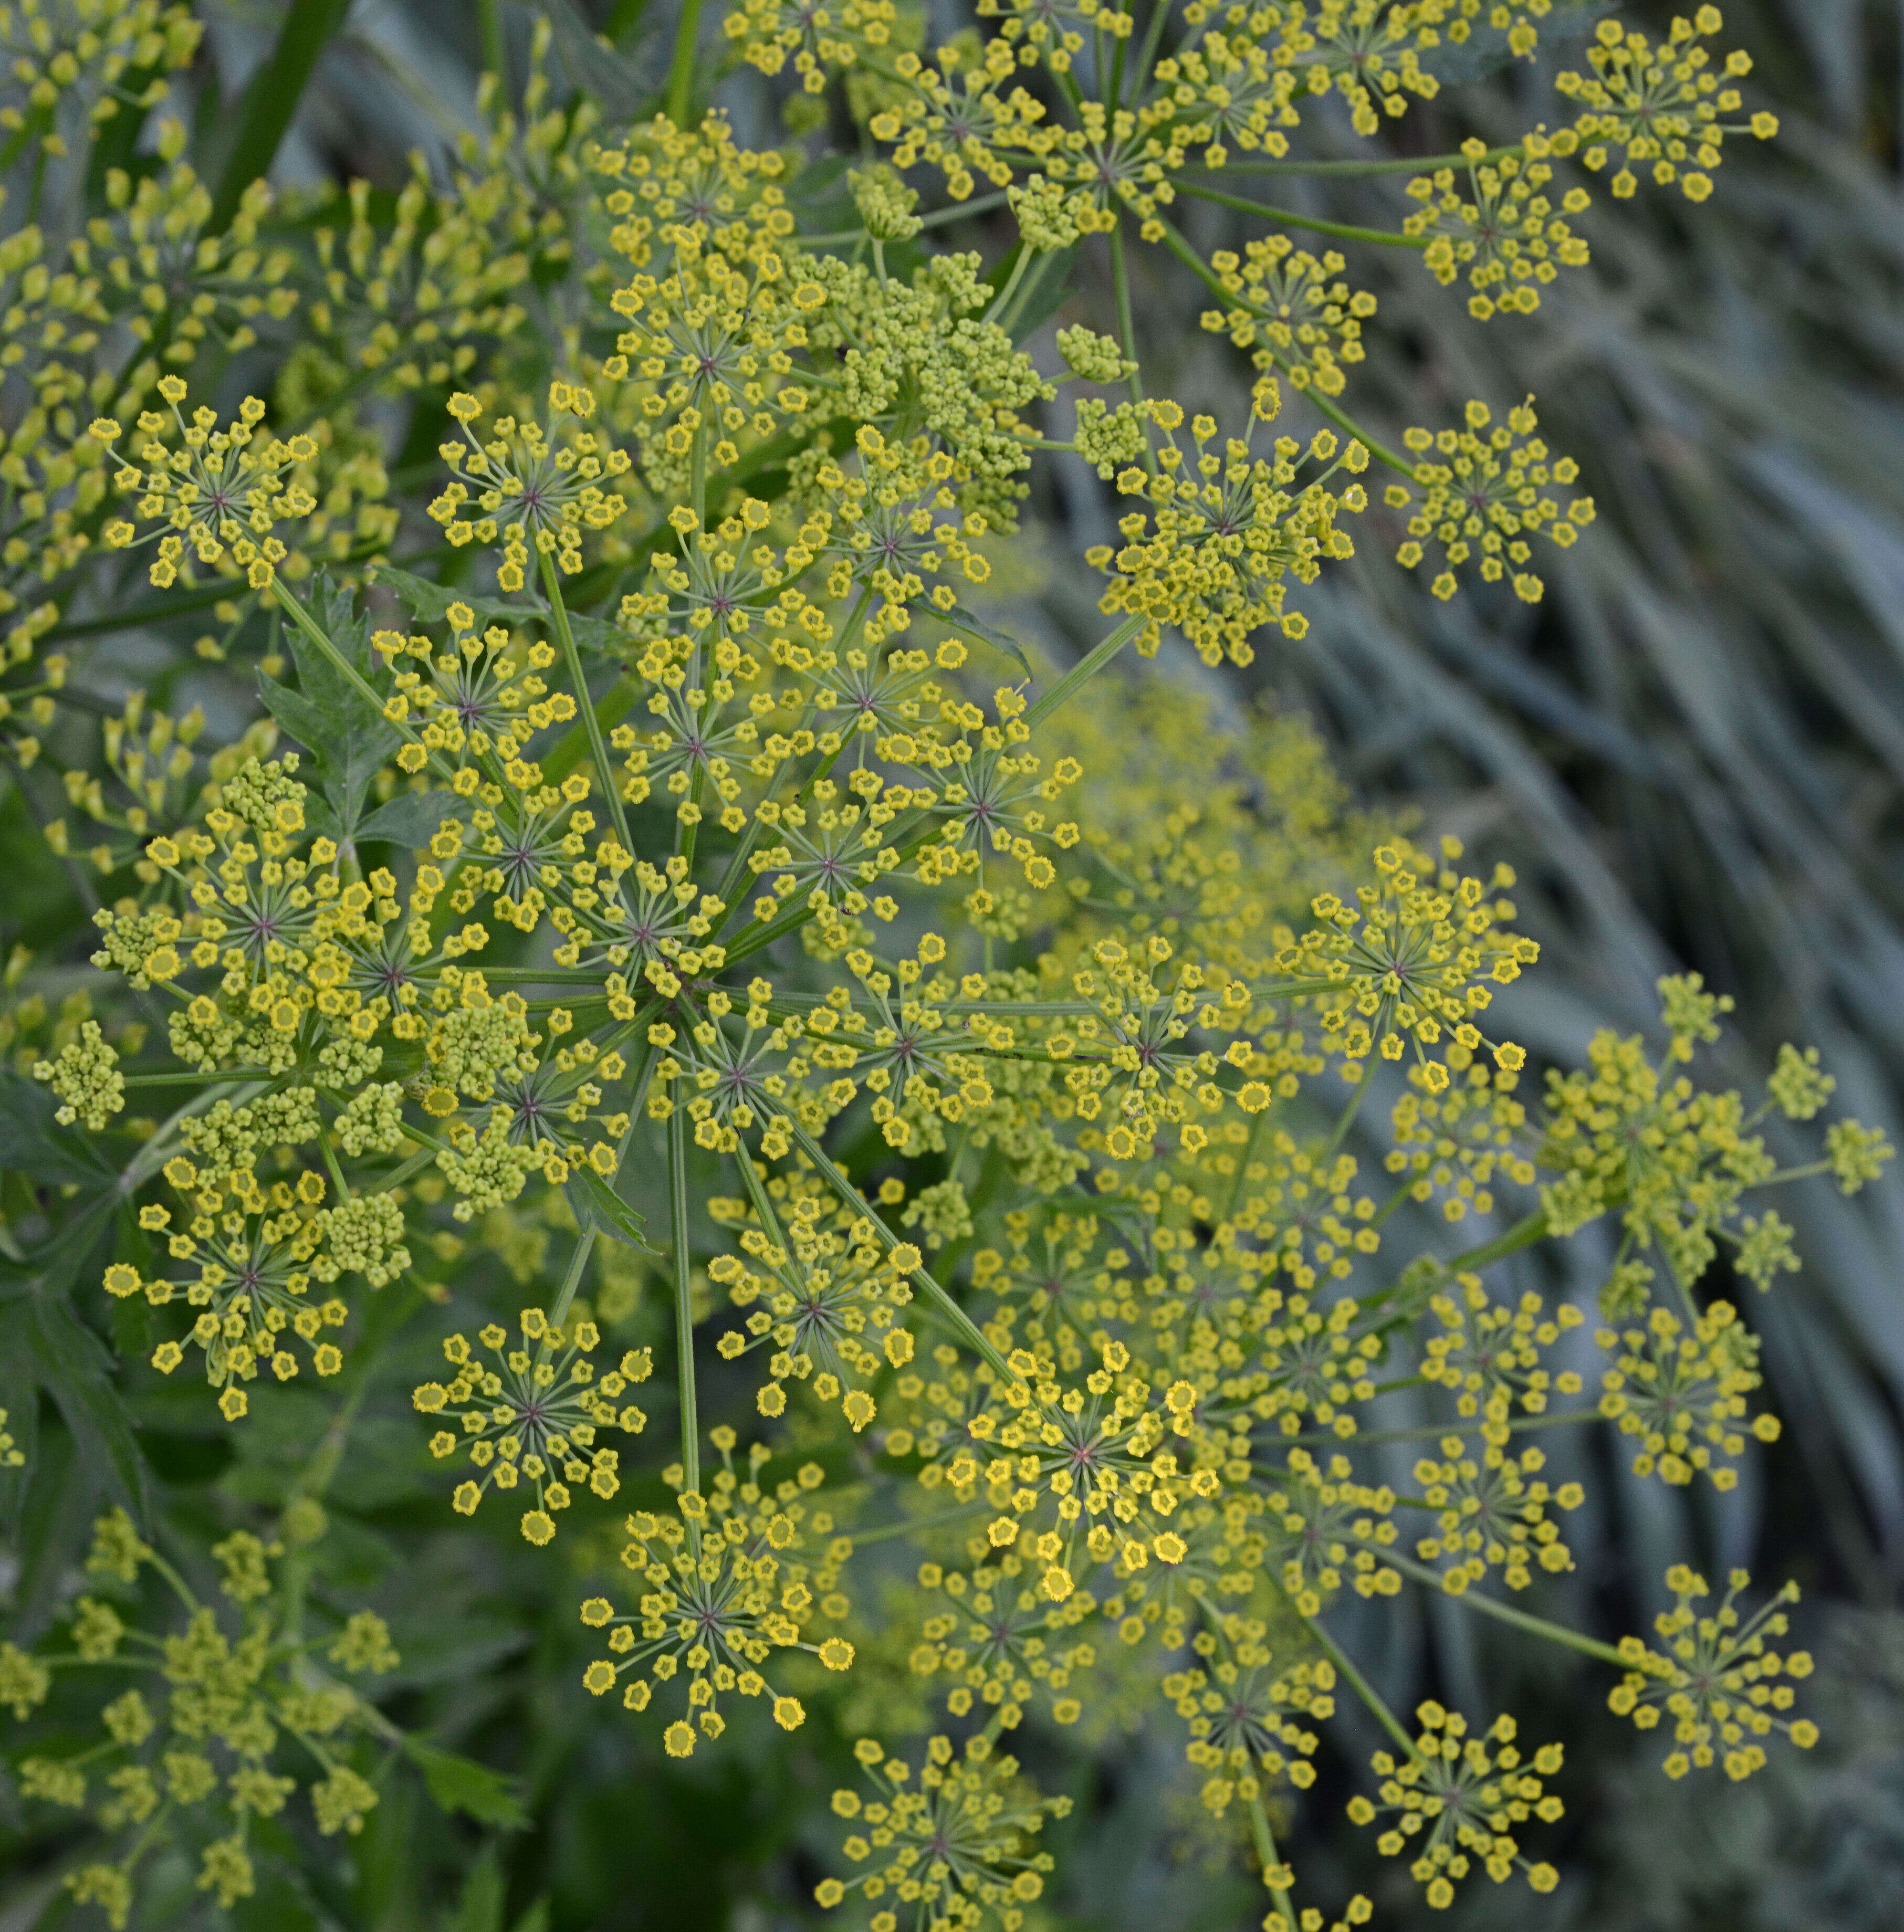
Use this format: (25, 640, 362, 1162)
(6, 1, 1904, 1927)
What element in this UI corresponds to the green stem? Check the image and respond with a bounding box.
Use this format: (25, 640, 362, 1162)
(1109, 219, 1145, 413)
(208, 0, 351, 232)
(1289, 1410, 1599, 1448)
(802, 191, 1012, 245)
(781, 1117, 1019, 1386)
(541, 552, 635, 858)
(849, 1501, 988, 1546)
(366, 1144, 437, 1198)
(668, 1105, 700, 1496)
(665, 0, 706, 127)
(1024, 615, 1146, 730)
(1443, 1208, 1550, 1275)
(1186, 145, 1521, 178)
(1288, 1601, 1418, 1758)
(1324, 1065, 1374, 1157)
(117, 1069, 275, 1086)
(551, 1059, 656, 1329)
(1170, 177, 1429, 248)
(478, 0, 507, 91)
(120, 1077, 277, 1193)
(1302, 387, 1416, 479)
(1246, 1793, 1296, 1930)
(1763, 1159, 1833, 1185)
(1378, 1552, 1627, 1665)
(984, 245, 1034, 328)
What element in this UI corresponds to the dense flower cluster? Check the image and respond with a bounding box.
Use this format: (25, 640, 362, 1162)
(0, 1511, 394, 1926)
(0, 4, 1855, 1929)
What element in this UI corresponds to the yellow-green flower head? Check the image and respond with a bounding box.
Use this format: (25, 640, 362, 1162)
(1198, 238, 1376, 396)
(373, 619, 576, 783)
(580, 1435, 852, 1751)
(310, 153, 535, 393)
(4, 1511, 395, 1928)
(1385, 397, 1595, 603)
(0, 0, 200, 155)
(431, 383, 630, 589)
(868, 51, 1052, 203)
(1288, 4, 1449, 132)
(95, 383, 317, 589)
(1168, 1627, 1334, 1811)
(1346, 1703, 1563, 1909)
(32, 1016, 124, 1129)
(1262, 1447, 1401, 1615)
(1596, 1299, 1779, 1491)
(1406, 134, 1594, 318)
(1149, 22, 1301, 169)
(108, 1110, 393, 1412)
(415, 1310, 648, 1543)
(814, 1731, 1069, 1928)
(724, 0, 901, 93)
(1289, 837, 1534, 1087)
(1556, 6, 1777, 203)
(1086, 393, 1367, 667)
(1608, 1567, 1816, 1779)
(709, 1172, 916, 1428)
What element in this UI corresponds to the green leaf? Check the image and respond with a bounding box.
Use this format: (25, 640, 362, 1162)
(940, 604, 1033, 677)
(0, 1200, 149, 1534)
(264, 573, 402, 845)
(0, 1073, 117, 1189)
(372, 563, 532, 629)
(444, 1845, 505, 1932)
(208, 0, 352, 233)
(403, 1738, 530, 1830)
(564, 1167, 659, 1253)
(371, 564, 625, 656)
(354, 791, 472, 848)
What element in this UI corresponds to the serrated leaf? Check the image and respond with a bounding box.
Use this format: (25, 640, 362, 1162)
(404, 1738, 530, 1830)
(563, 1168, 658, 1252)
(0, 1199, 149, 1534)
(445, 1845, 506, 1932)
(371, 563, 625, 658)
(354, 790, 472, 848)
(0, 1073, 117, 1188)
(268, 573, 402, 844)
(372, 563, 531, 629)
(941, 604, 1034, 677)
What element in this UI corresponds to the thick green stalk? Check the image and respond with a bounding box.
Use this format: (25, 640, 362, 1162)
(1189, 145, 1521, 178)
(1378, 1553, 1628, 1665)
(1288, 1602, 1419, 1758)
(1443, 1208, 1551, 1274)
(666, 0, 706, 127)
(1170, 177, 1430, 248)
(551, 1062, 656, 1330)
(1247, 1795, 1296, 1931)
(541, 552, 635, 857)
(1109, 219, 1145, 412)
(210, 0, 351, 232)
(782, 1117, 1019, 1386)
(478, 0, 508, 90)
(1024, 615, 1147, 730)
(668, 1105, 700, 1496)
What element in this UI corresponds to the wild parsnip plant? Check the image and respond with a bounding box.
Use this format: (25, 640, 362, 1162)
(0, 3, 1882, 1928)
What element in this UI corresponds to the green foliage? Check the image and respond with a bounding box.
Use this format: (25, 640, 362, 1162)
(0, 3, 1893, 1931)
